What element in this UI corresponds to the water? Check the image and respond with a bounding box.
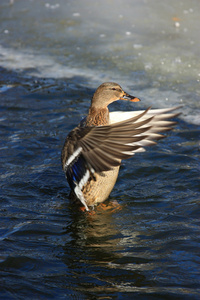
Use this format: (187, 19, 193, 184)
(0, 0, 200, 299)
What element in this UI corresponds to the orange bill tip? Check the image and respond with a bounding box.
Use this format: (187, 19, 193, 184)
(130, 97, 141, 102)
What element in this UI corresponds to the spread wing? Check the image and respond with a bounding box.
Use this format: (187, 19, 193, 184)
(61, 106, 180, 207)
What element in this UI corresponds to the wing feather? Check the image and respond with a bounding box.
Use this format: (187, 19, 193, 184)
(62, 106, 181, 179)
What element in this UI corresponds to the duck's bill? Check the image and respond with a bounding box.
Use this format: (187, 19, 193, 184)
(120, 93, 141, 102)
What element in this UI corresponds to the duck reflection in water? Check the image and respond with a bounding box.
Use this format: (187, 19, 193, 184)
(61, 202, 146, 294)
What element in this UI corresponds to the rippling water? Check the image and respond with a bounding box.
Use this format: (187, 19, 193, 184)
(0, 0, 200, 299)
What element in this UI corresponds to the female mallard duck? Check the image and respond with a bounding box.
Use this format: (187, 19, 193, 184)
(61, 82, 180, 211)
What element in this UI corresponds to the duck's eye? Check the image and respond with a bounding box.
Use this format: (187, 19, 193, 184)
(111, 88, 116, 90)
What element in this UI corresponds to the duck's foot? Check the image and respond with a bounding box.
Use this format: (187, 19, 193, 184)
(78, 200, 122, 214)
(79, 205, 96, 215)
(96, 200, 122, 212)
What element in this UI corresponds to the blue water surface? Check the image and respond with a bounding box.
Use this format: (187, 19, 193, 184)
(0, 0, 200, 299)
(0, 70, 199, 299)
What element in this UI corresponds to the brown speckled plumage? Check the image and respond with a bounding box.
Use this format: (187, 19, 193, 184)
(86, 107, 109, 126)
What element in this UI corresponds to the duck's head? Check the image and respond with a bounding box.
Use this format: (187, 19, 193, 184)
(91, 82, 140, 108)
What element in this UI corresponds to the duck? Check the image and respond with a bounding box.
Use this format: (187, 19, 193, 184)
(61, 82, 180, 211)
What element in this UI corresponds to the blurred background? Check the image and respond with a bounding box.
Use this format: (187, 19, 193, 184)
(0, 1, 200, 299)
(1, 0, 200, 122)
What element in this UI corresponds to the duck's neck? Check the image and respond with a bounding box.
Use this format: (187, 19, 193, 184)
(86, 107, 109, 126)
